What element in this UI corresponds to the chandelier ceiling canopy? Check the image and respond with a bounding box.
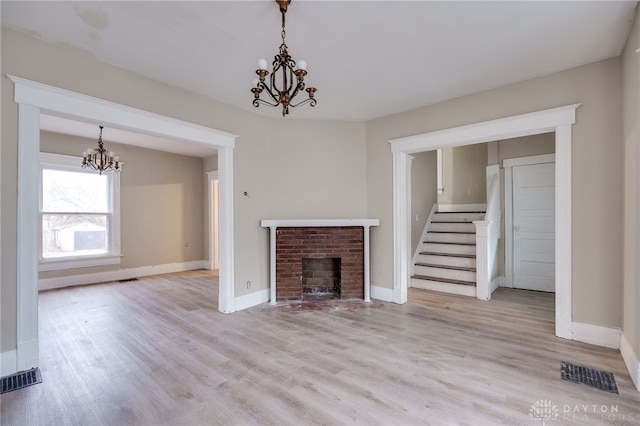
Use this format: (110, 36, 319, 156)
(251, 0, 316, 117)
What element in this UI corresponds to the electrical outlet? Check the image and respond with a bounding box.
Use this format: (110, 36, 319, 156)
(246, 280, 251, 289)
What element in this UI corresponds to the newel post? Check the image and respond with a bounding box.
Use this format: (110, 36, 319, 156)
(474, 220, 491, 301)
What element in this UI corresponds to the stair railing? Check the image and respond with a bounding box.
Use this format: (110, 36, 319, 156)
(474, 164, 501, 300)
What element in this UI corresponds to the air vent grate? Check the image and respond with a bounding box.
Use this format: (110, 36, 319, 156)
(118, 278, 139, 283)
(1, 367, 42, 394)
(561, 361, 618, 394)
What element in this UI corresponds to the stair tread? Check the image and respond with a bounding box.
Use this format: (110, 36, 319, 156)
(415, 262, 476, 272)
(411, 274, 476, 286)
(419, 251, 476, 259)
(424, 241, 476, 246)
(435, 211, 485, 214)
(427, 231, 476, 234)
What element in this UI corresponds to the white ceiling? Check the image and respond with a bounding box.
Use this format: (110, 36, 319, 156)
(2, 1, 638, 151)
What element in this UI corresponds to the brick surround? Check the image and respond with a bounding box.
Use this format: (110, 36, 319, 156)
(275, 227, 364, 301)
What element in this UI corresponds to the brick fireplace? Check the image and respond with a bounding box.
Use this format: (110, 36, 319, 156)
(261, 219, 380, 304)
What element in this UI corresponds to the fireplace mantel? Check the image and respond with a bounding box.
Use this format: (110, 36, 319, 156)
(261, 219, 380, 304)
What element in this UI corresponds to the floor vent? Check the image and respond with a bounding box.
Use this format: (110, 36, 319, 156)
(118, 278, 139, 283)
(561, 361, 618, 394)
(1, 368, 42, 394)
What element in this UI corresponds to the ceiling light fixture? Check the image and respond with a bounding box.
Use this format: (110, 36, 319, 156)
(251, 0, 317, 117)
(81, 125, 121, 174)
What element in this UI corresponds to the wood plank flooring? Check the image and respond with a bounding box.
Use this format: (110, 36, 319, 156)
(2, 271, 639, 425)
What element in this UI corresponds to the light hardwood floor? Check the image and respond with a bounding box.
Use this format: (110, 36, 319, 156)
(2, 270, 639, 425)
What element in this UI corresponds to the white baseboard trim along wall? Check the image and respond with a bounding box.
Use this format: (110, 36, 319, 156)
(38, 260, 207, 291)
(371, 284, 394, 302)
(620, 334, 640, 392)
(571, 322, 621, 349)
(0, 349, 17, 377)
(235, 288, 270, 311)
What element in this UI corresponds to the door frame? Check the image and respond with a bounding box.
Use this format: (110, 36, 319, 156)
(504, 153, 555, 288)
(389, 104, 580, 340)
(9, 76, 237, 375)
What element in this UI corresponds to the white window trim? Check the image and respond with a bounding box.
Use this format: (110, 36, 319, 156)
(38, 152, 121, 271)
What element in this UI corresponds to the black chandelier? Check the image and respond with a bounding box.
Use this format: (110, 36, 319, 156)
(251, 0, 316, 117)
(81, 126, 121, 174)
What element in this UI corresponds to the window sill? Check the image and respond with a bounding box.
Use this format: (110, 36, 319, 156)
(39, 255, 121, 272)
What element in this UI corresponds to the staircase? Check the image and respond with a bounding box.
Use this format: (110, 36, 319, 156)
(411, 210, 485, 297)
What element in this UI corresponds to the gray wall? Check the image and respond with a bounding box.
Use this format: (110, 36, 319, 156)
(410, 151, 437, 254)
(438, 144, 487, 206)
(623, 9, 640, 365)
(39, 131, 206, 278)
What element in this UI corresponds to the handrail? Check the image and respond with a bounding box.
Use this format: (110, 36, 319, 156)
(474, 164, 501, 300)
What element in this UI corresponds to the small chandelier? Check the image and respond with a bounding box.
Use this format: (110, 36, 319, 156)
(81, 125, 121, 175)
(251, 0, 317, 117)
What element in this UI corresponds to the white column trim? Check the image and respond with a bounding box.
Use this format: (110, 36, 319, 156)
(389, 104, 579, 340)
(555, 124, 572, 339)
(218, 147, 235, 314)
(206, 171, 219, 271)
(16, 104, 40, 373)
(364, 225, 372, 302)
(269, 226, 277, 305)
(392, 151, 410, 304)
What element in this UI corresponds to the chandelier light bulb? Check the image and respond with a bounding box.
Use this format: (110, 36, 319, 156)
(257, 58, 268, 70)
(297, 59, 307, 70)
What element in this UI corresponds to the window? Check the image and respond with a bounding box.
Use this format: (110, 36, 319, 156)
(39, 153, 121, 271)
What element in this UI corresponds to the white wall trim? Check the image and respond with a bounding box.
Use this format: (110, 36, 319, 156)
(412, 203, 438, 275)
(38, 260, 207, 291)
(389, 104, 580, 341)
(571, 322, 621, 349)
(1, 350, 17, 377)
(371, 284, 394, 302)
(490, 276, 504, 293)
(8, 75, 236, 377)
(437, 203, 487, 213)
(502, 153, 556, 168)
(620, 334, 640, 391)
(235, 288, 270, 311)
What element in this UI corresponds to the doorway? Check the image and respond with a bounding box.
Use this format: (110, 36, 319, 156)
(10, 76, 236, 375)
(389, 104, 580, 340)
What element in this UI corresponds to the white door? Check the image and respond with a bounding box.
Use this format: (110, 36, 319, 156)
(512, 162, 555, 292)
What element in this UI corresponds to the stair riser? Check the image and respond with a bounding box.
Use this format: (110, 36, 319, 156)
(426, 233, 476, 244)
(410, 278, 476, 297)
(432, 212, 484, 222)
(429, 222, 476, 233)
(423, 243, 476, 256)
(414, 265, 476, 282)
(417, 254, 476, 269)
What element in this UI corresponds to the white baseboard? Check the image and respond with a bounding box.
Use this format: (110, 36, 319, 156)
(490, 276, 503, 294)
(438, 203, 487, 212)
(1, 349, 17, 377)
(620, 334, 640, 392)
(371, 284, 394, 302)
(39, 260, 207, 291)
(235, 288, 270, 311)
(571, 322, 621, 349)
